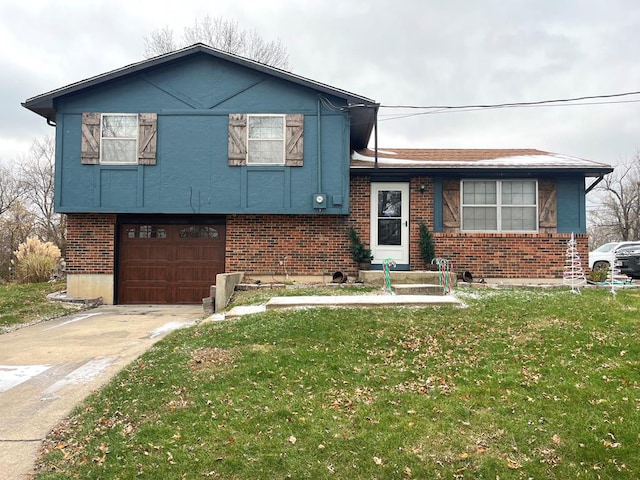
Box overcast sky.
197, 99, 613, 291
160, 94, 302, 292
2, 0, 640, 172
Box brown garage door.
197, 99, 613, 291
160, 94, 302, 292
118, 224, 225, 304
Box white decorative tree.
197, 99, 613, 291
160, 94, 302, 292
563, 232, 586, 293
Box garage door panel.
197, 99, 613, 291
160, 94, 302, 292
121, 266, 169, 281
118, 223, 225, 304
119, 245, 170, 261
175, 265, 222, 282
120, 286, 170, 304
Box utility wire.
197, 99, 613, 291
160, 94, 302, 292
378, 98, 640, 122
380, 90, 640, 110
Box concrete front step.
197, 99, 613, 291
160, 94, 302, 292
266, 295, 461, 309
392, 284, 446, 295
359, 270, 457, 290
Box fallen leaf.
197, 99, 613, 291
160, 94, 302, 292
288, 435, 297, 444
552, 434, 562, 445
373, 456, 384, 465
507, 459, 521, 469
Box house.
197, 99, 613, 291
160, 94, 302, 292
23, 44, 613, 304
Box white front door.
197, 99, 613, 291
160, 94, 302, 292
370, 182, 410, 266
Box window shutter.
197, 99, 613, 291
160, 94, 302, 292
538, 179, 557, 232
443, 179, 460, 231
138, 113, 157, 165
81, 113, 100, 164
285, 114, 304, 166
228, 114, 247, 166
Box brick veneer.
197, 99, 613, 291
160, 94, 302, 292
66, 213, 116, 274
433, 232, 588, 278
225, 175, 587, 278
225, 177, 371, 278
65, 176, 587, 281
402, 176, 588, 277
225, 214, 359, 277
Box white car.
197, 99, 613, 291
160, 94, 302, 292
589, 241, 640, 270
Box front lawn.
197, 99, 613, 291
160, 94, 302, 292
34, 288, 640, 479
0, 281, 70, 332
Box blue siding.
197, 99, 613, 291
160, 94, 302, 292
55, 55, 350, 215
556, 177, 586, 233
433, 177, 443, 232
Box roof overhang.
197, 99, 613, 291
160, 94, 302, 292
22, 43, 378, 149
350, 148, 614, 177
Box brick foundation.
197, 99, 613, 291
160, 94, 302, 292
433, 232, 588, 278
66, 213, 116, 274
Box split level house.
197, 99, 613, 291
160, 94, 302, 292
23, 44, 613, 304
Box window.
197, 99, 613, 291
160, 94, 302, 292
462, 180, 537, 232
81, 112, 157, 165
101, 114, 138, 164
228, 114, 303, 166
247, 115, 285, 164
179, 226, 219, 238
127, 226, 166, 238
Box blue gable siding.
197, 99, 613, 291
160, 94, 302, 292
54, 54, 351, 215
556, 176, 586, 233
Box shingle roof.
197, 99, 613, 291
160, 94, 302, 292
351, 148, 613, 176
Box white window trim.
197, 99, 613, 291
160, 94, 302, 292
100, 113, 139, 165
461, 179, 539, 233
246, 114, 286, 166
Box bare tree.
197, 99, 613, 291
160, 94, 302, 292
0, 202, 35, 281
588, 154, 640, 243
143, 15, 290, 69
143, 25, 177, 58
19, 136, 66, 253
0, 164, 23, 216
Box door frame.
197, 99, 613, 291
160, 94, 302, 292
370, 182, 410, 267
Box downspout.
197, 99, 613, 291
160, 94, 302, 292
374, 107, 378, 169
317, 96, 322, 193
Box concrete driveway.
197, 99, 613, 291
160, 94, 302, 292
0, 305, 203, 480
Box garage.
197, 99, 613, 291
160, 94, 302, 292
117, 223, 226, 304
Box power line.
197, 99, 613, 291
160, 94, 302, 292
380, 90, 640, 110
378, 98, 640, 122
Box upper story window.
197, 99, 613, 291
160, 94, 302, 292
81, 112, 157, 165
101, 114, 138, 164
461, 180, 538, 232
248, 115, 285, 165
228, 113, 303, 167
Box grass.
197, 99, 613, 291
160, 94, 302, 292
33, 287, 640, 479
0, 281, 71, 331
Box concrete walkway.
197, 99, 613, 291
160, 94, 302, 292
0, 305, 203, 480
266, 294, 461, 309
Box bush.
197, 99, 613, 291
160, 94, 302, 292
588, 267, 609, 283
419, 222, 436, 264
14, 237, 61, 283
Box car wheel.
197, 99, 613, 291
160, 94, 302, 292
592, 261, 610, 271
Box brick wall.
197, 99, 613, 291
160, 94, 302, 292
225, 214, 358, 276
225, 177, 372, 278
433, 232, 589, 278
408, 176, 435, 269
66, 213, 116, 274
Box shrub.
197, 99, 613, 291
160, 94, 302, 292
419, 222, 436, 265
588, 267, 609, 283
14, 237, 61, 284
348, 227, 373, 263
